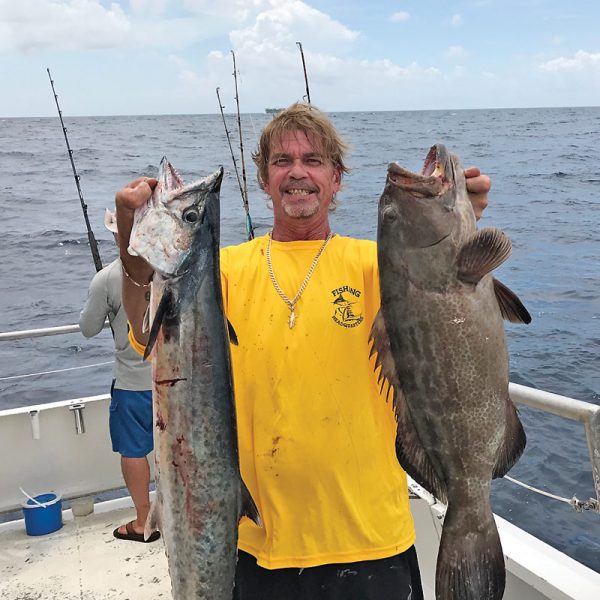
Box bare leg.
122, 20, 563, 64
116, 456, 151, 535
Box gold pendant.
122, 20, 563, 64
289, 309, 296, 329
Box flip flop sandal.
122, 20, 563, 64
113, 519, 160, 543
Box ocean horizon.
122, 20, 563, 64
4, 102, 600, 120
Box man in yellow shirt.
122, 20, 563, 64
116, 103, 490, 599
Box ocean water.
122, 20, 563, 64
1, 107, 599, 573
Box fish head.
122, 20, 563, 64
378, 144, 473, 247
128, 158, 224, 279
377, 144, 476, 286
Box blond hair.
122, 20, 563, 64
252, 103, 350, 206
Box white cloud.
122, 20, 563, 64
0, 0, 215, 51
127, 0, 365, 115
130, 0, 169, 15
389, 11, 410, 23
211, 0, 361, 98
4, 0, 598, 116
167, 53, 202, 86
540, 50, 600, 72
230, 1, 359, 53
195, 1, 496, 112
0, 0, 132, 50
450, 14, 462, 27
447, 45, 468, 60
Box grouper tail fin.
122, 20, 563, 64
436, 503, 505, 600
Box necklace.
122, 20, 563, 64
266, 231, 334, 329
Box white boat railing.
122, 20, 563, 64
508, 383, 600, 513
1, 324, 599, 514
0, 321, 110, 341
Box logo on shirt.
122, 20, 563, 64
331, 285, 364, 328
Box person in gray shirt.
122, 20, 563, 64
79, 209, 159, 543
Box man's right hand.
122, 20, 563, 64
115, 176, 157, 266
116, 177, 158, 211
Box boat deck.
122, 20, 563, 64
3, 492, 600, 600
1, 499, 171, 600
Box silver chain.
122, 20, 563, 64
266, 231, 334, 328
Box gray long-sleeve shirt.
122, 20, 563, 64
79, 258, 151, 391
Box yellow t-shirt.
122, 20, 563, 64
220, 234, 415, 569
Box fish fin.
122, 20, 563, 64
143, 499, 161, 542
436, 504, 505, 600
240, 482, 262, 527
369, 311, 447, 503
369, 310, 401, 398
144, 288, 173, 360
393, 388, 448, 505
493, 278, 532, 324
493, 397, 527, 478
227, 320, 239, 345
457, 228, 512, 284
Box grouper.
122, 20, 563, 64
128, 158, 260, 599
370, 144, 530, 600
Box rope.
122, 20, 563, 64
0, 361, 114, 382
503, 475, 600, 513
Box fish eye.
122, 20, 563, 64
381, 202, 398, 222
182, 207, 200, 223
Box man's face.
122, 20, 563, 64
263, 130, 341, 222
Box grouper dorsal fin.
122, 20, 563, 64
369, 310, 448, 503
457, 227, 512, 284
493, 278, 532, 324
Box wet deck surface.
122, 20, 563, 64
1, 506, 171, 600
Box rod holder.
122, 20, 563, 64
69, 403, 86, 435
29, 410, 40, 440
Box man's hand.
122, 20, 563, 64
115, 176, 158, 347
115, 177, 157, 255
464, 167, 491, 220
116, 177, 158, 211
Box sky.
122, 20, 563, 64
1, 0, 599, 117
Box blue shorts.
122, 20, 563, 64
109, 382, 153, 458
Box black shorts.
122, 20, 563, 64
233, 546, 424, 600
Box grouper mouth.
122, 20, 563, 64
380, 144, 457, 249
387, 144, 453, 198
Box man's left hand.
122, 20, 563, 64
464, 167, 491, 220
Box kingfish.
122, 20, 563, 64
128, 158, 259, 599
371, 144, 530, 600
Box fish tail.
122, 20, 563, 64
435, 504, 505, 600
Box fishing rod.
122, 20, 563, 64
230, 50, 254, 240
296, 42, 311, 104
216, 86, 254, 241
46, 68, 103, 273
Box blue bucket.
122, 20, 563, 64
21, 492, 63, 536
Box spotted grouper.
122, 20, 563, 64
371, 144, 530, 600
